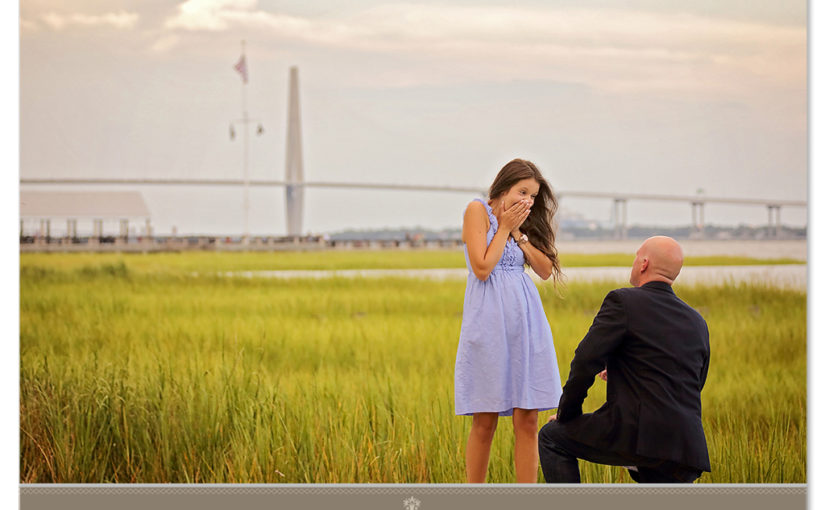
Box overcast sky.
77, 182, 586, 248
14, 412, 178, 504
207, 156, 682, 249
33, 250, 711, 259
19, 0, 807, 235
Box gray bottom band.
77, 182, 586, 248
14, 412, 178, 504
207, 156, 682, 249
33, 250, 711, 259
19, 484, 806, 510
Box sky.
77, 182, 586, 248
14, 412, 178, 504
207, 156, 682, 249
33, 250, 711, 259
19, 0, 808, 236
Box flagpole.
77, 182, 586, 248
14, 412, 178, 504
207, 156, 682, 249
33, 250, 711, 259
241, 39, 249, 245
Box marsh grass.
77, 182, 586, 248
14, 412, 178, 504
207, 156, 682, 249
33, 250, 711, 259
19, 250, 802, 276
19, 256, 805, 483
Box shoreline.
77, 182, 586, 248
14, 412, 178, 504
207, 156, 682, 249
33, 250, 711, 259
216, 264, 808, 290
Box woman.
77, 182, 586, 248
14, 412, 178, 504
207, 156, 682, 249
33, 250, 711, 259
455, 158, 564, 483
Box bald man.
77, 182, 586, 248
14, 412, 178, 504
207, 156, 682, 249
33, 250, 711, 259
538, 236, 711, 483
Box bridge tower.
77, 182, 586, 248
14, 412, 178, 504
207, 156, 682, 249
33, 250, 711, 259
285, 66, 304, 237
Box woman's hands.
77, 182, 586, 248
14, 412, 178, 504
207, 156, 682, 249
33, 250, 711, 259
496, 199, 531, 235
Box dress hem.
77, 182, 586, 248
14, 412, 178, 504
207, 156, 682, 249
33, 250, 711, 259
455, 405, 559, 417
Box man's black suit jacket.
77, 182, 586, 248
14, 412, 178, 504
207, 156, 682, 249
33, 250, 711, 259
556, 280, 711, 472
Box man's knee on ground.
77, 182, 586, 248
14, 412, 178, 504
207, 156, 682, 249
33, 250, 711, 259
538, 420, 563, 450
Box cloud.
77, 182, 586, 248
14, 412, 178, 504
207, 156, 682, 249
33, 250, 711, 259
41, 10, 139, 30
20, 18, 40, 32
158, 1, 804, 100
163, 2, 803, 51
150, 34, 181, 53
165, 0, 259, 31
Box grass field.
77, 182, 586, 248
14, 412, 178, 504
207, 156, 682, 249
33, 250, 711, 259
19, 254, 806, 483
19, 250, 804, 275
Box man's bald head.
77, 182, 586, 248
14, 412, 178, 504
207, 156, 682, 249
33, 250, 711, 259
629, 236, 684, 287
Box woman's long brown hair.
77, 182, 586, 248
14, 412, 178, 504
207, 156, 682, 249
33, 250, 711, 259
488, 158, 563, 284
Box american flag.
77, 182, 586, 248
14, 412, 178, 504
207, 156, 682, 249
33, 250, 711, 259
233, 55, 248, 83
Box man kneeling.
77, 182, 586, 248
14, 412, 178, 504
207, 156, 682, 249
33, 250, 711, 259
539, 236, 711, 483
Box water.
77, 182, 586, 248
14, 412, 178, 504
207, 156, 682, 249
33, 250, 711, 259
219, 264, 807, 290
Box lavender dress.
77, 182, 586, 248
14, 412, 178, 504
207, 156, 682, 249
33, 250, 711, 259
454, 198, 563, 416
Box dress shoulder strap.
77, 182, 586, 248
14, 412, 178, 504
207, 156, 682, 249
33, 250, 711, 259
469, 197, 493, 215
464, 198, 496, 230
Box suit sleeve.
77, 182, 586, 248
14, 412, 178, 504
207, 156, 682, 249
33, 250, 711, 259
699, 321, 710, 391
557, 290, 627, 422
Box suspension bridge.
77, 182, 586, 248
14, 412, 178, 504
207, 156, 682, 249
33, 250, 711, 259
20, 66, 807, 243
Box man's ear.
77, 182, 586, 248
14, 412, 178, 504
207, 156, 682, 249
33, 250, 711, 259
640, 257, 649, 272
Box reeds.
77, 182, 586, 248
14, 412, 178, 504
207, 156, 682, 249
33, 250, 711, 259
19, 256, 805, 483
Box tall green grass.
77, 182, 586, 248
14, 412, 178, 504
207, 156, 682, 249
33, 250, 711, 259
19, 250, 803, 276
19, 257, 805, 483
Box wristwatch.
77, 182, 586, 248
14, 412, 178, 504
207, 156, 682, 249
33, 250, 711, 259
516, 233, 529, 245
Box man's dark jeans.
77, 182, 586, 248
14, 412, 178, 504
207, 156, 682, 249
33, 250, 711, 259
538, 420, 702, 483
